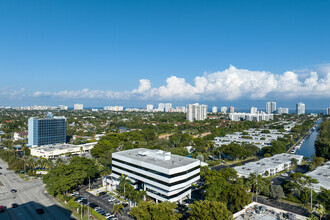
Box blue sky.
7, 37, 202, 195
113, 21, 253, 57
0, 0, 330, 108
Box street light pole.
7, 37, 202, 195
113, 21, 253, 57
310, 186, 313, 210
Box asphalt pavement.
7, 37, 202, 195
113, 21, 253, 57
0, 159, 75, 220
253, 196, 309, 217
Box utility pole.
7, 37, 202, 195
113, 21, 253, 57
87, 196, 90, 220
310, 186, 313, 210
81, 201, 83, 219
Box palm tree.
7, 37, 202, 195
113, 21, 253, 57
113, 203, 124, 216
119, 174, 132, 199
314, 204, 326, 220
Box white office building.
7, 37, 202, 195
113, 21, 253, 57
220, 106, 227, 113
277, 107, 289, 114
30, 142, 97, 159
266, 102, 276, 114
250, 107, 258, 114
186, 103, 207, 122
74, 104, 84, 110
103, 148, 200, 203
296, 102, 305, 115
235, 153, 303, 178
212, 106, 218, 113
327, 108, 330, 115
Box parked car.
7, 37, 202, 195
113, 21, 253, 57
281, 173, 289, 177
105, 213, 114, 218
88, 202, 98, 208
36, 208, 44, 214
99, 192, 106, 196
93, 207, 101, 211
107, 198, 116, 202
11, 189, 17, 193
0, 206, 5, 213
11, 203, 19, 208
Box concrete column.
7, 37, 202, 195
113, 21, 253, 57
156, 199, 158, 204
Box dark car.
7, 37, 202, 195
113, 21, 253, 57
36, 208, 44, 214
0, 173, 2, 175
11, 189, 17, 193
0, 206, 5, 212
88, 202, 98, 208
99, 192, 106, 196
11, 203, 18, 208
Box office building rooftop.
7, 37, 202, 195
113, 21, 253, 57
113, 148, 199, 170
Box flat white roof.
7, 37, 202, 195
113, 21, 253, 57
31, 142, 97, 152
235, 153, 303, 176
306, 161, 330, 191
113, 148, 200, 170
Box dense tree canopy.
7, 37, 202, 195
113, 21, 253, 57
188, 200, 233, 220
129, 201, 181, 220
315, 119, 330, 159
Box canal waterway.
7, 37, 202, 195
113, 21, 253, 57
295, 119, 322, 158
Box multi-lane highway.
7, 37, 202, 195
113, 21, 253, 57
0, 159, 75, 220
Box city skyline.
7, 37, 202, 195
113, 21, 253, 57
0, 1, 330, 107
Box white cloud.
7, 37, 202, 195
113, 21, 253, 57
16, 64, 330, 101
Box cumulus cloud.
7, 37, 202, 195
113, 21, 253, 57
21, 64, 330, 101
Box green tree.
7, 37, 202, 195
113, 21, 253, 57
113, 203, 124, 216
129, 201, 181, 220
311, 157, 325, 167
188, 200, 233, 220
270, 185, 285, 200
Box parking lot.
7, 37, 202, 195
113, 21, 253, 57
77, 185, 132, 220
0, 159, 74, 220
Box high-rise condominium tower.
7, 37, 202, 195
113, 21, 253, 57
296, 102, 305, 115
266, 102, 276, 114
186, 103, 207, 122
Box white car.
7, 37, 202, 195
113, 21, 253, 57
105, 213, 114, 218
281, 173, 289, 177
107, 198, 116, 202
93, 207, 101, 211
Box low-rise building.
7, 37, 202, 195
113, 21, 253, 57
234, 153, 303, 178
102, 148, 200, 203
305, 161, 330, 192
30, 142, 97, 159
229, 112, 274, 122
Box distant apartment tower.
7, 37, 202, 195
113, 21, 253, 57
250, 107, 257, 114
186, 103, 207, 122
158, 103, 165, 111
220, 106, 227, 113
74, 103, 83, 110
229, 106, 235, 113
266, 102, 276, 114
327, 108, 330, 115
296, 102, 305, 115
104, 106, 124, 111
212, 106, 218, 113
165, 103, 172, 112
146, 104, 154, 112
59, 105, 68, 110
277, 107, 289, 114
28, 112, 66, 146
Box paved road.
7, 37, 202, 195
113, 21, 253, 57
253, 196, 309, 217
0, 159, 74, 220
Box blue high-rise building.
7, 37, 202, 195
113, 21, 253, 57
28, 112, 67, 146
